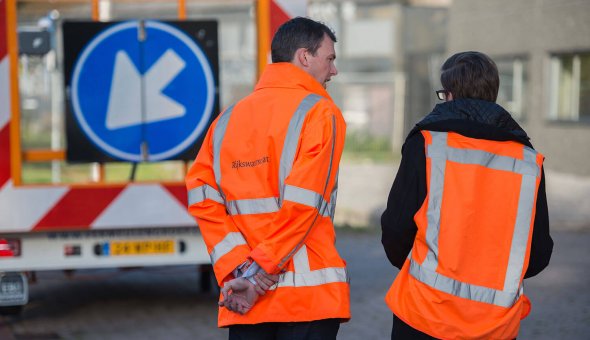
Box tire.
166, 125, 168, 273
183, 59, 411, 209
0, 305, 23, 316
198, 264, 213, 293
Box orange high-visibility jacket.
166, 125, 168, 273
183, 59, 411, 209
186, 62, 350, 326
386, 130, 544, 339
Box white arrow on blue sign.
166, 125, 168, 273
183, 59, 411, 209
71, 20, 215, 162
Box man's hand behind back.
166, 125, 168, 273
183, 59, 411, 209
219, 278, 259, 315
219, 272, 280, 315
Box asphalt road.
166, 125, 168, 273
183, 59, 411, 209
0, 228, 588, 340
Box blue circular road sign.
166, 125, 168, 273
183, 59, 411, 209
71, 20, 215, 161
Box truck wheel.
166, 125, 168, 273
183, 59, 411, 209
199, 264, 213, 293
0, 305, 23, 316
0, 272, 28, 315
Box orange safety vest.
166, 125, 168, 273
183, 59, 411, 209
385, 130, 544, 339
186, 63, 350, 326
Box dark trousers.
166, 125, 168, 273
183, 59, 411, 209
392, 314, 437, 340
228, 318, 340, 340
392, 314, 517, 340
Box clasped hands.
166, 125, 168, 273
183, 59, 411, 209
218, 271, 280, 315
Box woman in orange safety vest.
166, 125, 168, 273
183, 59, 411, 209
381, 51, 553, 339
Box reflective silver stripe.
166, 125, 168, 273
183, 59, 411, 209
283, 185, 333, 217
293, 245, 311, 273
275, 246, 346, 289
412, 131, 539, 307
423, 132, 447, 271
209, 232, 247, 265
226, 197, 279, 215
187, 185, 224, 205
278, 114, 338, 270
222, 189, 335, 217
269, 267, 348, 289
329, 172, 339, 221
503, 148, 538, 292
278, 94, 323, 204
427, 142, 540, 176
212, 105, 235, 206
409, 258, 521, 308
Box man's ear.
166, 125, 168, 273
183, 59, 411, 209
294, 48, 308, 67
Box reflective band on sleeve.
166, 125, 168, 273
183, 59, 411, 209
278, 94, 323, 203
269, 267, 348, 289
283, 185, 333, 217
209, 232, 247, 265
217, 185, 336, 216
327, 201, 336, 220
409, 258, 521, 308
226, 197, 279, 215
212, 105, 235, 206
329, 172, 339, 221
411, 131, 539, 308
187, 185, 224, 206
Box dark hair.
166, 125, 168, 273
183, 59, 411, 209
271, 17, 337, 63
440, 51, 499, 102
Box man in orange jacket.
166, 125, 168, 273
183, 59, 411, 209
186, 17, 350, 339
381, 51, 553, 339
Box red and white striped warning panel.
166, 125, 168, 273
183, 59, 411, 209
270, 0, 307, 37
0, 182, 196, 233
0, 1, 196, 233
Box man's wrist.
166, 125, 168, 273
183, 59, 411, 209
232, 259, 254, 278
241, 261, 261, 285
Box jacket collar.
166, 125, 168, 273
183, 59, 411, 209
419, 98, 524, 133
254, 62, 333, 100
408, 98, 532, 147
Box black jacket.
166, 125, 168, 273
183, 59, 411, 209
381, 98, 553, 279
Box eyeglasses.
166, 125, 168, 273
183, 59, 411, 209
435, 90, 449, 101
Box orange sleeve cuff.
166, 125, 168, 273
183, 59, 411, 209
212, 244, 251, 286
250, 245, 281, 274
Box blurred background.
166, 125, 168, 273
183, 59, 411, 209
13, 0, 590, 227
1, 0, 589, 339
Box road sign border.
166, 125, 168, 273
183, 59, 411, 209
71, 20, 215, 161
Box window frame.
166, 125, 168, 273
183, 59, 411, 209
548, 51, 590, 123
494, 55, 528, 122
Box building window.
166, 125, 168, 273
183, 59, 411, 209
549, 52, 590, 122
496, 57, 527, 120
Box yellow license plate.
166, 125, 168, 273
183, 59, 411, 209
110, 240, 175, 256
